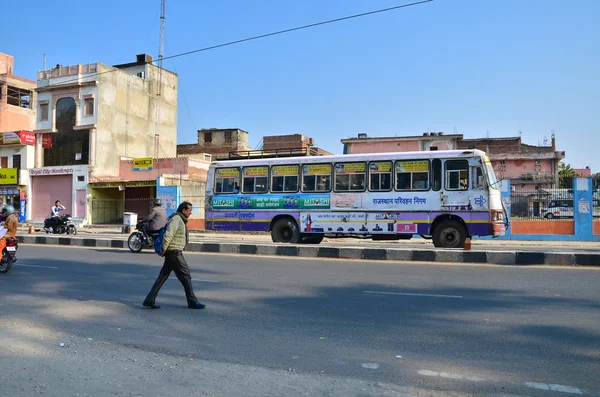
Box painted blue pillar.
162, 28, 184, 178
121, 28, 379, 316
499, 179, 511, 239
574, 177, 593, 241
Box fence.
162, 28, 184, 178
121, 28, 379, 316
509, 177, 577, 221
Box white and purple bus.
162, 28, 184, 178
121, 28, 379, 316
205, 150, 506, 248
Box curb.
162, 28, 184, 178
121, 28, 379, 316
16, 235, 600, 266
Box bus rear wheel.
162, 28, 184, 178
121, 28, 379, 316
432, 220, 467, 249
271, 218, 301, 244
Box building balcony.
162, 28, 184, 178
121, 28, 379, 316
510, 173, 557, 184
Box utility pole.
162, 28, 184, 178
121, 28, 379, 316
155, 0, 166, 159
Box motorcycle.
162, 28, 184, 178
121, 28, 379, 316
0, 237, 18, 273
128, 220, 158, 253
44, 214, 77, 235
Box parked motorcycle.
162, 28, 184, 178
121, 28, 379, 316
128, 220, 158, 253
44, 214, 77, 235
0, 237, 19, 273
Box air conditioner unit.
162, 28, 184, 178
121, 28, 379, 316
357, 133, 367, 139
136, 71, 145, 79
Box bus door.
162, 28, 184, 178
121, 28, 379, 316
441, 159, 472, 210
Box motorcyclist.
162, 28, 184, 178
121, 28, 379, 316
145, 199, 167, 235
45, 200, 65, 232
1, 205, 18, 239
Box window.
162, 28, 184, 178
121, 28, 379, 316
334, 162, 366, 192
12, 155, 21, 170
271, 165, 299, 193
396, 160, 430, 191
44, 97, 90, 166
302, 164, 331, 192
1, 157, 7, 168
214, 168, 240, 194
432, 158, 442, 191
7, 86, 32, 108
204, 131, 212, 144
445, 160, 469, 190
472, 166, 485, 189
369, 161, 392, 191
84, 98, 94, 116
40, 104, 49, 121
224, 131, 232, 144
242, 166, 269, 194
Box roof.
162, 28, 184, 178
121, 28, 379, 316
212, 149, 487, 168
341, 134, 463, 143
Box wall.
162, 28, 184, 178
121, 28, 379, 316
501, 159, 554, 178
0, 76, 37, 132
510, 220, 574, 235
177, 129, 249, 160
346, 139, 421, 154
594, 221, 600, 235
94, 62, 178, 176
263, 134, 309, 151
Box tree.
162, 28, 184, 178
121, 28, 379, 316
558, 163, 577, 188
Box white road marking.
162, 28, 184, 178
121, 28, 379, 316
418, 370, 483, 381
361, 363, 379, 370
524, 382, 583, 395
15, 264, 59, 269
168, 277, 220, 283
364, 290, 463, 299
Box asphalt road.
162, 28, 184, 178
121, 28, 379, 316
1, 245, 599, 396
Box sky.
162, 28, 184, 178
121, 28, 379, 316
3, 0, 599, 170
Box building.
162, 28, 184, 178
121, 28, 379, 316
455, 135, 565, 189
573, 167, 592, 177
89, 157, 210, 228
29, 54, 178, 224
0, 53, 37, 220
261, 134, 332, 157
178, 128, 250, 160
0, 53, 37, 132
342, 132, 565, 188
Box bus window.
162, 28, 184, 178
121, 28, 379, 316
214, 168, 240, 194
302, 164, 332, 192
472, 166, 485, 189
271, 165, 299, 193
445, 160, 469, 190
242, 166, 269, 194
334, 162, 366, 192
432, 158, 442, 191
395, 160, 430, 191
369, 161, 392, 192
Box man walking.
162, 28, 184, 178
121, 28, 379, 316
143, 202, 206, 310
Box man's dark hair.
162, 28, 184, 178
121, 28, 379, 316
177, 202, 193, 213
55, 200, 61, 205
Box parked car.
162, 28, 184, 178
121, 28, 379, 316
543, 199, 600, 218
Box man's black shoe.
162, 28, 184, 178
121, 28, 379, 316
188, 302, 206, 310
143, 302, 160, 309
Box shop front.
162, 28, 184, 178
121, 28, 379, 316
89, 180, 156, 224
28, 165, 89, 222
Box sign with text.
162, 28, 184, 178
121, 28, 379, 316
243, 166, 268, 177
272, 165, 299, 176
0, 168, 18, 185
42, 134, 53, 148
303, 164, 332, 175
133, 158, 153, 171
335, 163, 366, 174
369, 162, 392, 173
396, 161, 429, 173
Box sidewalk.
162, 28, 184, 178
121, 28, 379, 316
16, 226, 600, 267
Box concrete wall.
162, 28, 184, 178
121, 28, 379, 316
0, 76, 37, 132
511, 220, 574, 235
501, 159, 554, 178
346, 139, 421, 154
95, 63, 177, 175
177, 129, 249, 160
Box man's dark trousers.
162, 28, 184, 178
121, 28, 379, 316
144, 250, 198, 306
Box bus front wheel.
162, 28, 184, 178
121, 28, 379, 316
271, 218, 301, 244
432, 220, 467, 249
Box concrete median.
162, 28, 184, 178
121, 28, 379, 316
16, 235, 600, 267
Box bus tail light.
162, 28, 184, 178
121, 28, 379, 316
491, 210, 504, 222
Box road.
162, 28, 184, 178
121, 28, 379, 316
1, 245, 599, 396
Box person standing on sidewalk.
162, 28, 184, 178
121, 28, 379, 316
143, 202, 206, 310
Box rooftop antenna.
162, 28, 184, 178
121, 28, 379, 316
486, 129, 490, 139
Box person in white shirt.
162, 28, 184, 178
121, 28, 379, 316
45, 200, 66, 232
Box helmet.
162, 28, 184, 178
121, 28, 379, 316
152, 198, 162, 206
2, 205, 15, 215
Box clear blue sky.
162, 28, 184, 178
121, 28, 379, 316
3, 0, 599, 170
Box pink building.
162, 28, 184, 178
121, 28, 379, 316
341, 132, 565, 189
0, 53, 36, 133
573, 167, 592, 177
342, 132, 462, 154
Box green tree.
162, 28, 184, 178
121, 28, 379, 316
558, 163, 577, 188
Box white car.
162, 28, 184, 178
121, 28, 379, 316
543, 199, 600, 218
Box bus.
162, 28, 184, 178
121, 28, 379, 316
205, 150, 506, 248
